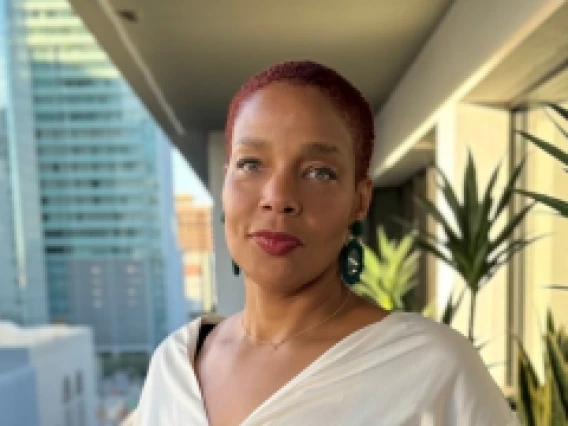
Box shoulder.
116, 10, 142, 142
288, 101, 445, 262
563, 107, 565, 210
134, 315, 225, 424
389, 312, 517, 424
151, 314, 226, 364
392, 312, 479, 360
388, 312, 496, 385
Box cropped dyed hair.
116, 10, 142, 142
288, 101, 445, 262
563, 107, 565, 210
225, 60, 375, 182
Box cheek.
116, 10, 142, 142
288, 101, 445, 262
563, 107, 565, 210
223, 173, 259, 213
301, 185, 352, 240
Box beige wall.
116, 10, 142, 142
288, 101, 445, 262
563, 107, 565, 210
436, 103, 511, 388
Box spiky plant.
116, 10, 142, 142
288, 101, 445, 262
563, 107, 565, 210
352, 227, 418, 311
412, 151, 536, 342
516, 311, 568, 425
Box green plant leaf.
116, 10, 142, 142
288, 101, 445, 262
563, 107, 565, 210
464, 150, 480, 246
544, 104, 568, 140
545, 333, 568, 414
441, 287, 465, 326
415, 195, 460, 244
489, 202, 535, 253
415, 236, 454, 269
515, 189, 568, 218
433, 166, 467, 233
518, 130, 568, 167
545, 285, 568, 291
491, 158, 526, 222
548, 103, 568, 121
358, 228, 419, 312
474, 162, 501, 250
516, 336, 540, 426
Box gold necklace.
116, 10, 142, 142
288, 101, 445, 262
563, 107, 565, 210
240, 287, 350, 350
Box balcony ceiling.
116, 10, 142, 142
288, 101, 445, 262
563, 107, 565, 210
69, 0, 453, 181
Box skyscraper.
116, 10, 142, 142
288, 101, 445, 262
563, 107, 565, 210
0, 2, 49, 326
1, 0, 183, 353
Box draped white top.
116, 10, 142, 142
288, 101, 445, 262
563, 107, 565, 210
132, 311, 519, 425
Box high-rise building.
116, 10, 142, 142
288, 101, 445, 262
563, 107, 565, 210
1, 0, 184, 352
0, 4, 49, 325
175, 195, 215, 314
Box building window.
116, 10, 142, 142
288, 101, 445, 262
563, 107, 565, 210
75, 371, 83, 396
63, 376, 71, 403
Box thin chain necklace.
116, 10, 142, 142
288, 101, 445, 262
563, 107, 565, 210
240, 287, 351, 350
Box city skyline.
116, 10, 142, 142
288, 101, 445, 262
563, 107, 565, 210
1, 0, 185, 351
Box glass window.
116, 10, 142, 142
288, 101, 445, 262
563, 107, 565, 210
62, 376, 71, 402
75, 371, 83, 396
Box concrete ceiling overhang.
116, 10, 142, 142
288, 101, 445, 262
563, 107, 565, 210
465, 2, 568, 107
69, 0, 453, 185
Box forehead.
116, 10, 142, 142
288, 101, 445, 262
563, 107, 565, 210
232, 82, 353, 153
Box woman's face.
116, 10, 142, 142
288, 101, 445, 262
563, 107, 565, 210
222, 82, 372, 291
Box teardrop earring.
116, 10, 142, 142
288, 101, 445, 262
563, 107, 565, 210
339, 220, 364, 286
221, 212, 240, 276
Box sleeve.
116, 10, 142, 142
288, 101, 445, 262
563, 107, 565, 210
444, 329, 520, 426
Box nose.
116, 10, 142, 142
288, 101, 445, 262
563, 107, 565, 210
260, 171, 302, 216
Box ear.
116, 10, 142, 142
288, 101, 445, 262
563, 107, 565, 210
352, 177, 373, 222
224, 163, 228, 177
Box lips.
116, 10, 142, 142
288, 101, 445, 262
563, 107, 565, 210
251, 231, 303, 256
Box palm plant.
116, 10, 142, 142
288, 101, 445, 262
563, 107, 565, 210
516, 311, 568, 425
516, 103, 568, 291
411, 151, 536, 342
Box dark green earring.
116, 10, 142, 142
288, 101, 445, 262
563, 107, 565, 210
221, 212, 240, 276
339, 220, 364, 285
232, 260, 240, 276
350, 220, 364, 237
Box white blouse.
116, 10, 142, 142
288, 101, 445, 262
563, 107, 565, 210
132, 311, 519, 425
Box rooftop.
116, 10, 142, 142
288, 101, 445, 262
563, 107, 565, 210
0, 321, 88, 348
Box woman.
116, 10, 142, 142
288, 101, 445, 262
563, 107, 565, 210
133, 61, 519, 425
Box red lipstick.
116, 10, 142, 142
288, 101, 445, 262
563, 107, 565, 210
251, 231, 303, 256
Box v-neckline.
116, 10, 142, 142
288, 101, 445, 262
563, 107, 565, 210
189, 310, 402, 425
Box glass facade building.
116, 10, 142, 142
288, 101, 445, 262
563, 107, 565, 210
1, 0, 182, 351
0, 0, 49, 325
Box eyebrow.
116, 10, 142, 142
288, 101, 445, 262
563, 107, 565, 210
236, 138, 343, 157
236, 138, 267, 149
302, 142, 343, 157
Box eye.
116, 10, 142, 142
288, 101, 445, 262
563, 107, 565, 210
305, 167, 338, 181
235, 158, 261, 172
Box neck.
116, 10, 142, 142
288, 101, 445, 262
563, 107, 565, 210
241, 264, 348, 343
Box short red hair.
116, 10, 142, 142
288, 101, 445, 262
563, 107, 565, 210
225, 60, 375, 182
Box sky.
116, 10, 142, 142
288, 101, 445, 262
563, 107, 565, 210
171, 147, 213, 206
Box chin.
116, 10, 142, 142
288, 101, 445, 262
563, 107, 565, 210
247, 264, 303, 289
